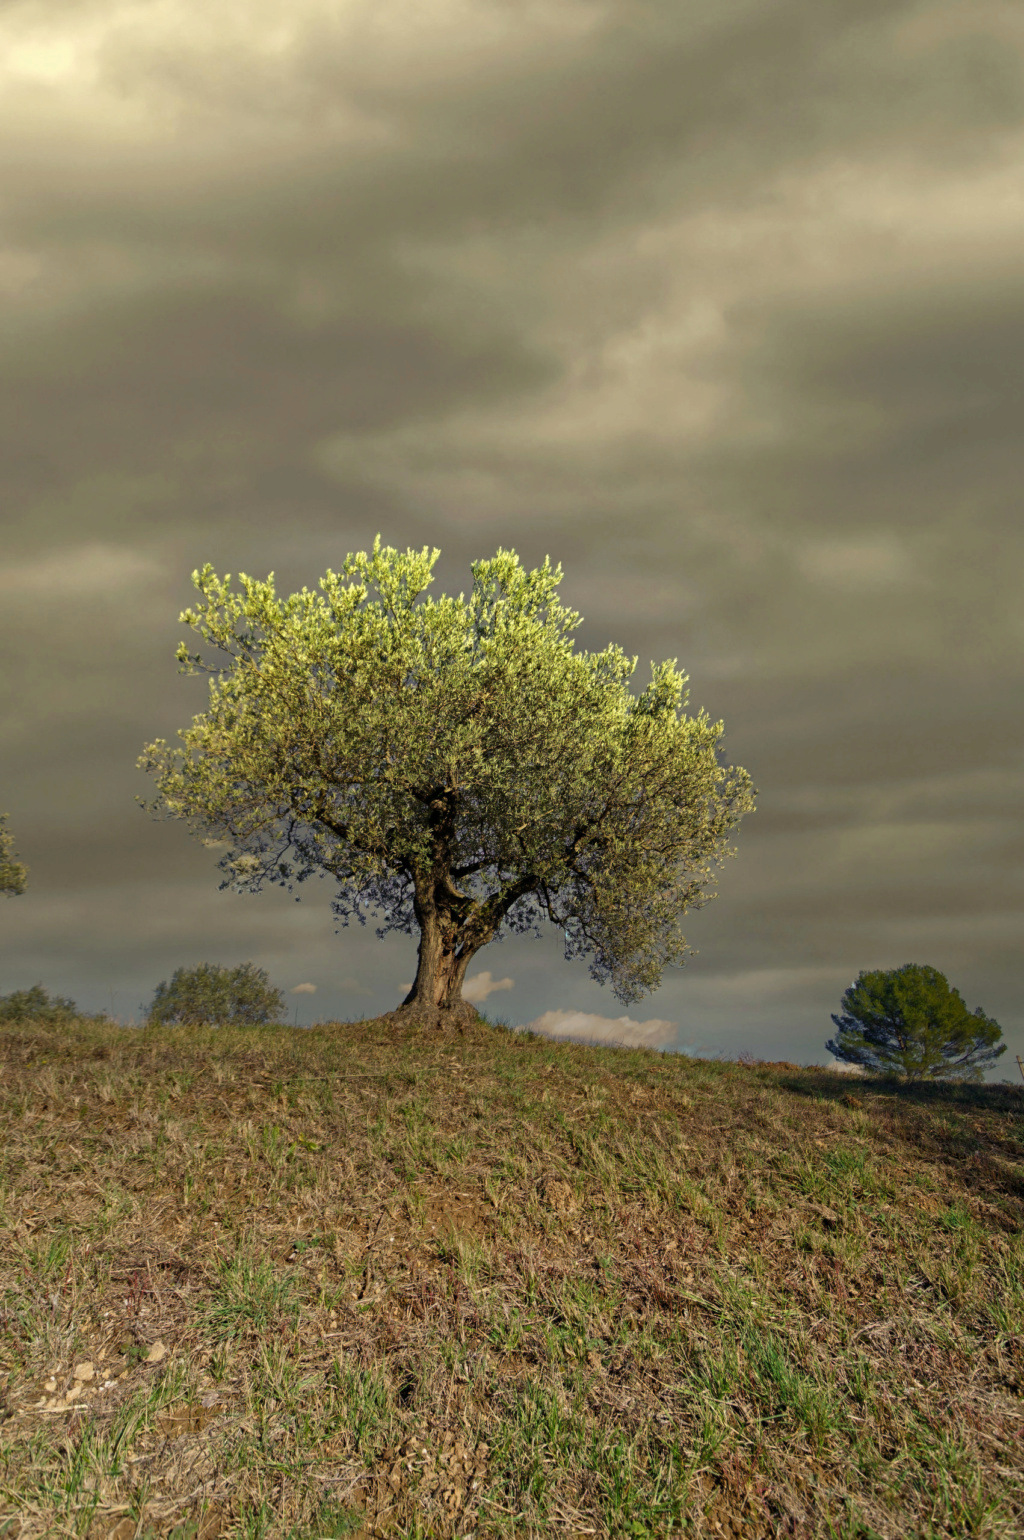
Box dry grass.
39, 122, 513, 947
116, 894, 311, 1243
0, 1011, 1022, 1539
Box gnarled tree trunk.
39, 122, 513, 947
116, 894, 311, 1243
392, 798, 536, 1028
395, 870, 491, 1027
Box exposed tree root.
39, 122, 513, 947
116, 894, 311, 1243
381, 998, 485, 1035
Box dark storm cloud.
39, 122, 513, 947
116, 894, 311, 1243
0, 286, 554, 528
2, 0, 1022, 1061
709, 269, 1024, 526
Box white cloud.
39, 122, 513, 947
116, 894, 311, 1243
463, 970, 514, 1004
291, 981, 316, 993
524, 1009, 681, 1050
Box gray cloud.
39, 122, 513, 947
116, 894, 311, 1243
2, 0, 1021, 1069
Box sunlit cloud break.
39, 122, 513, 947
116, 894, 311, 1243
291, 982, 317, 994
523, 1010, 685, 1051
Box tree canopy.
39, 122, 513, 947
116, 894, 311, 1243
0, 814, 27, 897
140, 538, 755, 1018
147, 962, 286, 1028
825, 964, 1005, 1081
0, 984, 80, 1026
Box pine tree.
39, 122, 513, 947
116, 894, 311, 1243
826, 965, 1004, 1081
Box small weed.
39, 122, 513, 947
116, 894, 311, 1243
202, 1252, 298, 1341
328, 1361, 396, 1459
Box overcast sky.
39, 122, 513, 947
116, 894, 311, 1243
2, 0, 1022, 1071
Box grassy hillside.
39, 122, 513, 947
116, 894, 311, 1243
0, 1012, 1022, 1539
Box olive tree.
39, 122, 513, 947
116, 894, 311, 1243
147, 962, 286, 1028
0, 814, 27, 897
140, 539, 755, 1023
0, 984, 79, 1026
826, 964, 1005, 1081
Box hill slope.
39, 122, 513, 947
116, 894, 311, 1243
1, 1013, 1022, 1538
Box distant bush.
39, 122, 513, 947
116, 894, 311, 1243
0, 813, 27, 896
147, 962, 286, 1028
826, 964, 1005, 1082
0, 984, 82, 1026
